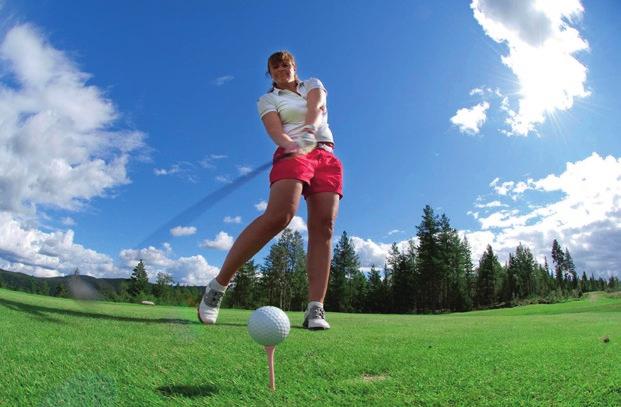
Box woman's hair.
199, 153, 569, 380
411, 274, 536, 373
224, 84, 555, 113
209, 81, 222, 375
266, 50, 299, 91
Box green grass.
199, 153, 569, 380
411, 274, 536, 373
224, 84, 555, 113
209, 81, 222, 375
1, 288, 619, 406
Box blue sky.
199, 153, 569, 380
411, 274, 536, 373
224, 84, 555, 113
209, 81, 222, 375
1, 0, 620, 284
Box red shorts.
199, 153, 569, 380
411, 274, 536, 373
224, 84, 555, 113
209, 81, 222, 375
270, 144, 343, 199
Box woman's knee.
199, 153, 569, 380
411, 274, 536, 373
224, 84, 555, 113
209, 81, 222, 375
262, 210, 295, 231
309, 215, 336, 239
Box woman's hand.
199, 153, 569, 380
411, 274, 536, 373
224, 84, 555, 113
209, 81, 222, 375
296, 132, 317, 153
282, 132, 317, 155
283, 139, 302, 155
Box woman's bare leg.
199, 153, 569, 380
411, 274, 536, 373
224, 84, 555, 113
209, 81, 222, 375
215, 179, 303, 286
306, 192, 340, 302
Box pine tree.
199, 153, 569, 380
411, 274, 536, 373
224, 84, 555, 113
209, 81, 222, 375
40, 281, 50, 296
258, 229, 307, 310
350, 269, 369, 312
389, 243, 414, 313
532, 258, 549, 297
54, 283, 68, 297
551, 239, 565, 291
381, 264, 394, 313
437, 215, 471, 311
416, 205, 441, 312
261, 240, 289, 309
227, 260, 258, 309
117, 281, 131, 302
476, 245, 501, 307
153, 272, 173, 300
287, 231, 308, 311
129, 259, 149, 298
365, 265, 384, 313
579, 272, 589, 293
514, 243, 536, 299
502, 253, 517, 303
326, 231, 362, 312
405, 239, 419, 310
564, 249, 577, 290
460, 237, 475, 311
436, 214, 450, 309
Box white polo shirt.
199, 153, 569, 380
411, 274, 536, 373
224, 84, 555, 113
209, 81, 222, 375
257, 77, 334, 144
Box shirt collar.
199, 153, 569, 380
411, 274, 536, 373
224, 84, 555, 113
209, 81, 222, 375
272, 80, 303, 95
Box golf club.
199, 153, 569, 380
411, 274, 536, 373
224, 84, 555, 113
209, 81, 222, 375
137, 137, 318, 249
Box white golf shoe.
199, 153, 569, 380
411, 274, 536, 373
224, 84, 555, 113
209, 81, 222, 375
197, 279, 227, 324
303, 302, 330, 330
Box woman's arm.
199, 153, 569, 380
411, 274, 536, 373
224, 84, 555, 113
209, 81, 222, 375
261, 112, 299, 152
304, 88, 326, 131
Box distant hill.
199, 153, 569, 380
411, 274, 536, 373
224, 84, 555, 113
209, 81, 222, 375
0, 268, 127, 296
0, 268, 204, 307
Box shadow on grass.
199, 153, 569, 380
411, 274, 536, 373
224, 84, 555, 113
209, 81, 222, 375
0, 299, 66, 324
157, 384, 218, 398
0, 297, 244, 327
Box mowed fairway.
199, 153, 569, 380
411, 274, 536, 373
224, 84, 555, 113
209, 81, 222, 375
1, 288, 619, 406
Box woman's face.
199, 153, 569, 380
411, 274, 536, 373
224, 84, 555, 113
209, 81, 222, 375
269, 60, 296, 86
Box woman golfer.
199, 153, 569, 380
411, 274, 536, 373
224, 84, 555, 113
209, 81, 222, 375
198, 51, 343, 330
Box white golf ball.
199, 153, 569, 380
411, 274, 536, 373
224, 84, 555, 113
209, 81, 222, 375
248, 306, 290, 346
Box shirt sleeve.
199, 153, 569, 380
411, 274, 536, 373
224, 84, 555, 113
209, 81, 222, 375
305, 77, 327, 94
257, 94, 277, 119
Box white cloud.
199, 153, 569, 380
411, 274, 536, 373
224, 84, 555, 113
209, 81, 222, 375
255, 200, 268, 211
0, 211, 118, 278
470, 0, 589, 136
450, 102, 490, 135
460, 230, 497, 264
0, 24, 221, 286
348, 153, 621, 279
224, 216, 241, 224
387, 229, 403, 236
213, 75, 234, 86
154, 165, 181, 176
474, 200, 506, 209
350, 237, 392, 268
167, 255, 219, 286
467, 153, 621, 278
216, 175, 231, 183
0, 24, 145, 213
199, 154, 227, 169
288, 216, 307, 234
61, 217, 76, 226
153, 161, 197, 183
489, 178, 535, 199
350, 236, 412, 268
273, 216, 308, 241
170, 226, 197, 237
0, 211, 219, 284
120, 246, 219, 285
200, 231, 234, 250
238, 165, 252, 176
477, 209, 529, 230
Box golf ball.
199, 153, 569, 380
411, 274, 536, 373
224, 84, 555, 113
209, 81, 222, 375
248, 306, 290, 346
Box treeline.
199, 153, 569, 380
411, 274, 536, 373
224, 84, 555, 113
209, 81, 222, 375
225, 205, 620, 313
1, 205, 619, 312
0, 264, 204, 307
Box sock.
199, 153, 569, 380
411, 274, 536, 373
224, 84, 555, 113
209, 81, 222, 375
307, 301, 323, 310
209, 278, 228, 292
